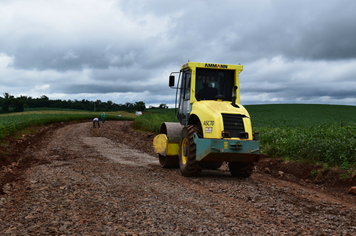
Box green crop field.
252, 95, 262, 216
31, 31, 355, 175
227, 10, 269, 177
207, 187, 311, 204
245, 104, 356, 169
133, 109, 177, 133
136, 104, 356, 169
0, 110, 135, 141
2, 105, 356, 169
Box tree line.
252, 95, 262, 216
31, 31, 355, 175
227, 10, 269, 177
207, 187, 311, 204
0, 92, 149, 113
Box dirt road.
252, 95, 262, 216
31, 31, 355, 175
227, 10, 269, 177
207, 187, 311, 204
0, 121, 355, 235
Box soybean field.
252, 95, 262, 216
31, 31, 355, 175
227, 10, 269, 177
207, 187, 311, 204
136, 104, 356, 169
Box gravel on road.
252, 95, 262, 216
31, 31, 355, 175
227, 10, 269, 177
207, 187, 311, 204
0, 121, 355, 235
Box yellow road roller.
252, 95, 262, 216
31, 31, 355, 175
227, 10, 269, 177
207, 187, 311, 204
153, 61, 260, 177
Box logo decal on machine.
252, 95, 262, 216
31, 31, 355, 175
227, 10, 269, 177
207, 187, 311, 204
203, 120, 214, 126
205, 127, 212, 133
204, 120, 214, 133
204, 63, 228, 69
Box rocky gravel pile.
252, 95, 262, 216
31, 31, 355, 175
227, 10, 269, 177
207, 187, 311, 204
0, 121, 355, 235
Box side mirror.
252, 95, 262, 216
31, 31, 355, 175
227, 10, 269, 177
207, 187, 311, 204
169, 75, 175, 87
232, 86, 238, 97
232, 86, 238, 107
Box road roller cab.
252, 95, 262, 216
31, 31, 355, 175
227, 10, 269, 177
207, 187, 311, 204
153, 61, 260, 177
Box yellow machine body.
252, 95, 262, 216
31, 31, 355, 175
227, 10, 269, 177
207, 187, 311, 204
190, 101, 253, 140
153, 62, 260, 171
153, 134, 179, 156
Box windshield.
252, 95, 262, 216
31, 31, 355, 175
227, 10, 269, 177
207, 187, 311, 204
195, 68, 235, 101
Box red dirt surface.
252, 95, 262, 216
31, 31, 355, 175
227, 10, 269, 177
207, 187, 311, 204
0, 120, 355, 234
1, 120, 354, 197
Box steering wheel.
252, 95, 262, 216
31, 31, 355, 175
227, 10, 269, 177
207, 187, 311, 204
214, 94, 225, 100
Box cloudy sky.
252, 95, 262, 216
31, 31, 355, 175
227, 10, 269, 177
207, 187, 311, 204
1, 0, 356, 107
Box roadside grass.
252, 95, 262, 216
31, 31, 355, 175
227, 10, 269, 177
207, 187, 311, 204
133, 109, 177, 132
256, 123, 356, 168
245, 104, 356, 169
3, 109, 137, 119
24, 107, 85, 112
0, 109, 135, 141
2, 104, 356, 171
245, 104, 356, 128
135, 104, 356, 170
104, 111, 137, 119
144, 108, 176, 114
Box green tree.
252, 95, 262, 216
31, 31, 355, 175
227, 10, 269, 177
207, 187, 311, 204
159, 103, 168, 109
12, 99, 24, 112
3, 92, 13, 99
135, 101, 146, 111
1, 99, 10, 112
1, 92, 13, 112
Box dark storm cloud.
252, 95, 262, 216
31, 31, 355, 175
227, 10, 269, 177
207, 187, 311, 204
191, 0, 356, 62
4, 0, 356, 70
1, 0, 356, 106
281, 84, 356, 100
7, 43, 144, 71
242, 80, 356, 104
55, 83, 171, 94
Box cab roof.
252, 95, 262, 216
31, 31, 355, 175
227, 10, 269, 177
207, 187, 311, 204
181, 61, 243, 71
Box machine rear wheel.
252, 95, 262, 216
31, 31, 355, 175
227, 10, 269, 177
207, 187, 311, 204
179, 125, 202, 176
228, 162, 254, 178
159, 154, 179, 168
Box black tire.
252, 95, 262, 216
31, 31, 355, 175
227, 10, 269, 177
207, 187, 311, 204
228, 162, 254, 178
199, 161, 224, 170
179, 125, 202, 176
158, 154, 179, 168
